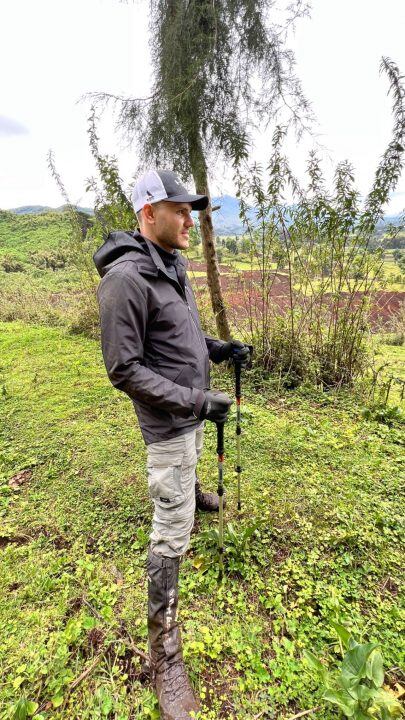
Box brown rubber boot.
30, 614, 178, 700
195, 475, 225, 513
147, 548, 200, 720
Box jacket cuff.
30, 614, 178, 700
191, 389, 206, 419
209, 341, 227, 364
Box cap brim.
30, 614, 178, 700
164, 193, 209, 211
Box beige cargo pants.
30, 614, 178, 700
146, 423, 204, 558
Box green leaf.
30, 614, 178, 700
82, 616, 97, 630
323, 689, 358, 716
366, 649, 384, 688
356, 684, 377, 703
63, 618, 82, 643
51, 695, 64, 708
13, 676, 25, 689
330, 621, 352, 649
370, 688, 403, 718
342, 643, 379, 680
341, 668, 362, 692
302, 650, 326, 676
13, 699, 28, 720
26, 702, 39, 716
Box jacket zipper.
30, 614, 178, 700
157, 267, 207, 355
184, 287, 206, 355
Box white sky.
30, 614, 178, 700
1, 0, 405, 214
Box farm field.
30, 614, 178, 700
1, 211, 404, 336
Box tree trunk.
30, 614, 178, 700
189, 135, 231, 340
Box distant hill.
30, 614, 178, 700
10, 205, 53, 215
9, 204, 94, 216
211, 195, 253, 235
0, 210, 75, 262
5, 199, 403, 236
6, 197, 248, 235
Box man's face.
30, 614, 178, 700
145, 201, 194, 253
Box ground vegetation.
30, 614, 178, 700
0, 322, 403, 719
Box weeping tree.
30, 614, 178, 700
90, 0, 311, 339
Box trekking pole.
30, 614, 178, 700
216, 421, 225, 581
235, 361, 242, 511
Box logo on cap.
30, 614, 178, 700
146, 190, 154, 201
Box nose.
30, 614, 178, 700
185, 213, 194, 228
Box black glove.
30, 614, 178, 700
218, 340, 252, 367
199, 390, 233, 423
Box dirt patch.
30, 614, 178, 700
88, 627, 106, 652
273, 545, 290, 564
380, 576, 399, 596
8, 582, 21, 591
0, 535, 30, 548
189, 265, 404, 328
8, 468, 32, 490
25, 524, 71, 549
368, 291, 405, 328
187, 260, 232, 274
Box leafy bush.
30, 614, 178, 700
47, 110, 136, 339
1, 255, 25, 273
303, 630, 403, 719
233, 58, 405, 389
30, 250, 68, 271
384, 301, 405, 346
193, 521, 262, 577
361, 403, 403, 426
0, 287, 66, 326
68, 289, 100, 339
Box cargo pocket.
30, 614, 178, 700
147, 458, 185, 510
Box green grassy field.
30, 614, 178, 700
0, 212, 93, 327
0, 322, 404, 719
0, 212, 73, 263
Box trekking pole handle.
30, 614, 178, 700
234, 361, 242, 398
216, 421, 225, 457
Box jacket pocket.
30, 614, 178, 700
148, 360, 194, 387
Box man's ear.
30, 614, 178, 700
141, 203, 156, 225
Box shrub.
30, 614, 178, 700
68, 289, 100, 339
30, 250, 68, 271
303, 631, 403, 720
232, 58, 405, 389
1, 255, 25, 273
0, 287, 68, 326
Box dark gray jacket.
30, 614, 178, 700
94, 231, 224, 444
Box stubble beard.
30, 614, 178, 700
156, 229, 189, 253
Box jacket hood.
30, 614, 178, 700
93, 231, 148, 278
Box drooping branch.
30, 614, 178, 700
360, 57, 405, 235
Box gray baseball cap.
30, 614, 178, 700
131, 169, 209, 212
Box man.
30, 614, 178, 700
94, 169, 251, 719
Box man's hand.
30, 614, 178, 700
199, 390, 233, 423
219, 340, 252, 367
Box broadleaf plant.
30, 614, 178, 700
303, 631, 403, 719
